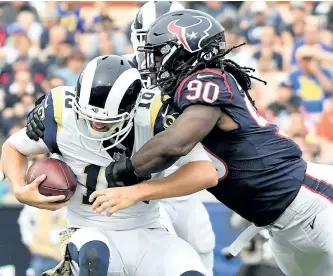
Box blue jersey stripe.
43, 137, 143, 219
42, 92, 61, 155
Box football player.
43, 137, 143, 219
126, 2, 215, 274
91, 10, 333, 276
24, 2, 216, 275
2, 55, 217, 276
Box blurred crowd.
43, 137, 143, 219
0, 2, 332, 275
209, 1, 333, 165
0, 1, 332, 166
0, 1, 332, 163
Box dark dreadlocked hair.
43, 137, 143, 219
158, 42, 267, 110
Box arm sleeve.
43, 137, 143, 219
8, 128, 49, 156
174, 143, 211, 167
36, 89, 64, 154
175, 69, 234, 112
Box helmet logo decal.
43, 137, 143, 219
167, 16, 212, 53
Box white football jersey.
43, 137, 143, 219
44, 86, 164, 230
10, 86, 210, 231
123, 53, 192, 201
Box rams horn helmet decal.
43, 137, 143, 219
167, 16, 213, 53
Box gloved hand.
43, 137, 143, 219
26, 95, 46, 141
105, 157, 151, 188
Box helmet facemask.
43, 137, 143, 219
130, 1, 185, 89
138, 42, 195, 94
130, 22, 147, 65
131, 25, 154, 89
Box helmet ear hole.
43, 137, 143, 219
76, 70, 84, 99
118, 79, 142, 113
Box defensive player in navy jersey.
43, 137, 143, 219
89, 10, 333, 276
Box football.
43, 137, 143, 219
26, 158, 77, 202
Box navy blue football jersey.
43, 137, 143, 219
174, 68, 307, 226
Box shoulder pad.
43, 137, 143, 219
40, 85, 75, 154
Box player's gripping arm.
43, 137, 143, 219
91, 144, 218, 215
104, 105, 221, 187
109, 72, 227, 182
24, 94, 219, 181
132, 104, 221, 175
2, 90, 68, 210
2, 129, 67, 210
90, 142, 218, 215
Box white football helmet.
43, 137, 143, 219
73, 55, 142, 152
131, 1, 185, 70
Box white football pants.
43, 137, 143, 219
69, 226, 207, 276
159, 194, 215, 276
269, 162, 333, 276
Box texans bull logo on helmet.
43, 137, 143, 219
167, 16, 212, 53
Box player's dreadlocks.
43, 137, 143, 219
158, 42, 267, 110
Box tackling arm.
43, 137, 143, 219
91, 142, 218, 215
132, 104, 221, 175
136, 142, 219, 200
134, 160, 217, 202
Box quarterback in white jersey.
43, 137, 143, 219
17, 2, 216, 274
2, 55, 217, 276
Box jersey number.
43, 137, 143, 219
244, 95, 289, 138
82, 164, 101, 205
65, 91, 75, 108
187, 80, 219, 103
81, 165, 149, 205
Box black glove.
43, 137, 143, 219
105, 157, 151, 188
26, 96, 46, 141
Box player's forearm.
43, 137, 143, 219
132, 105, 221, 176
135, 161, 218, 201
132, 130, 189, 175
1, 141, 28, 193
2, 128, 48, 193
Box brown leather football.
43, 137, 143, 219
26, 158, 77, 202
